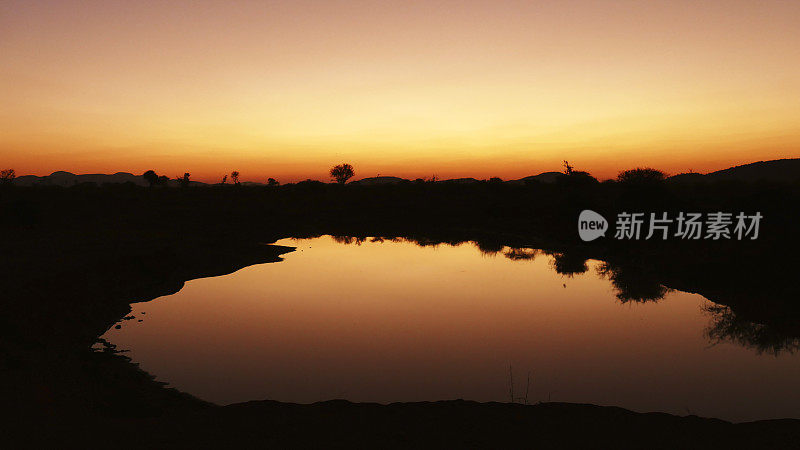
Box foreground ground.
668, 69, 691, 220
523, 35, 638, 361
10, 400, 800, 449
2, 180, 799, 447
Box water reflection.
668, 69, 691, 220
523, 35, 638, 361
704, 304, 800, 356
318, 235, 800, 353
596, 262, 671, 304
548, 252, 589, 277
102, 235, 800, 422
503, 248, 539, 261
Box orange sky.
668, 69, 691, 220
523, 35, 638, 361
2, 0, 799, 182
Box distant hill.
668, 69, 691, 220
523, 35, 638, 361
665, 172, 705, 183
706, 159, 800, 182
438, 177, 480, 184
14, 171, 148, 187
669, 159, 800, 183
12, 171, 208, 187
350, 176, 408, 185
506, 171, 562, 185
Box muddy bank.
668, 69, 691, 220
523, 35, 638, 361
1, 236, 294, 416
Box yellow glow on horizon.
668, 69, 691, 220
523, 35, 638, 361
2, 1, 799, 182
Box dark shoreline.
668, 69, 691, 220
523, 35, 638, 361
12, 399, 800, 449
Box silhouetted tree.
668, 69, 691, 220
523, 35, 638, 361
177, 172, 191, 188
330, 163, 355, 184
615, 167, 669, 206
231, 171, 240, 185
488, 176, 503, 184
267, 177, 279, 186
555, 161, 598, 187
221, 174, 228, 184
616, 167, 666, 185
0, 168, 16, 185
142, 170, 158, 187
158, 175, 169, 186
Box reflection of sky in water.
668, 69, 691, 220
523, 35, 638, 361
102, 236, 800, 422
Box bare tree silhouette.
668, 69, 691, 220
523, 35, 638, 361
0, 168, 16, 185
562, 160, 574, 175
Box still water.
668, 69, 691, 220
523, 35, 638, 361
101, 236, 800, 422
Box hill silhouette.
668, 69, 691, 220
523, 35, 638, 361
506, 171, 563, 184
707, 158, 800, 182
11, 159, 799, 188
670, 158, 800, 183
12, 171, 209, 187
350, 176, 408, 185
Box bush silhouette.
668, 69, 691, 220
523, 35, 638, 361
142, 170, 158, 187
177, 172, 191, 188
555, 170, 598, 187
616, 167, 666, 185
555, 161, 598, 187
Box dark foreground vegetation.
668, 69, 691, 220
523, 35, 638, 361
2, 167, 800, 447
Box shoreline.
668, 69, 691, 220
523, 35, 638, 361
3, 182, 799, 446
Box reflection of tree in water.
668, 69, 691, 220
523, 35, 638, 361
332, 235, 467, 249
411, 237, 450, 248
331, 235, 366, 245
547, 252, 589, 277
704, 304, 800, 356
326, 235, 800, 355
597, 262, 670, 303
504, 248, 539, 261
472, 240, 505, 256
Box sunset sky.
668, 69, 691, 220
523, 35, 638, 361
2, 0, 799, 182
